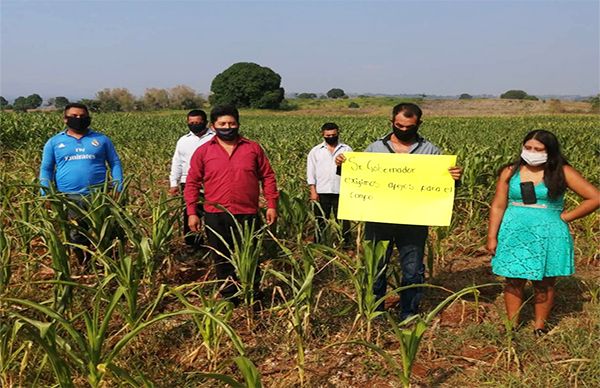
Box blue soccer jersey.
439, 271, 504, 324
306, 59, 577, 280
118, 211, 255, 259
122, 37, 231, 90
39, 129, 123, 195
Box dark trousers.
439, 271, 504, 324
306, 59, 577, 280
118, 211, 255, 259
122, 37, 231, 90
66, 194, 90, 265
204, 212, 261, 299
314, 193, 351, 245
180, 183, 204, 249
365, 222, 428, 319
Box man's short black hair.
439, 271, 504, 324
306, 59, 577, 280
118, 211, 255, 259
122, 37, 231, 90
187, 109, 207, 121
64, 103, 89, 116
321, 122, 339, 131
210, 105, 239, 124
392, 103, 422, 121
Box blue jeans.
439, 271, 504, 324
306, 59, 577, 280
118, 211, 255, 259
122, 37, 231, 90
365, 222, 428, 320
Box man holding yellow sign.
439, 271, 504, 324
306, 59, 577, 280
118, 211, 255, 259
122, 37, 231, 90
335, 103, 462, 320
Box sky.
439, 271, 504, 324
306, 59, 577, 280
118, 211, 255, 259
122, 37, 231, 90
1, 0, 598, 101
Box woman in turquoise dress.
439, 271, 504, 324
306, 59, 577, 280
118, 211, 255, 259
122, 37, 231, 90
487, 130, 599, 335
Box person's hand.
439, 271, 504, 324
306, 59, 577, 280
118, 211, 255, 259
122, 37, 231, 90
188, 214, 202, 232
266, 208, 277, 225
309, 192, 319, 202
448, 166, 463, 181
335, 153, 346, 166
486, 236, 497, 255
168, 186, 179, 196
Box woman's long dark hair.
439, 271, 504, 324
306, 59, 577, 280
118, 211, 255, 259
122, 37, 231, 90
508, 129, 569, 200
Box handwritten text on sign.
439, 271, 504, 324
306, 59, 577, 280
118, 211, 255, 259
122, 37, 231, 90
338, 152, 457, 226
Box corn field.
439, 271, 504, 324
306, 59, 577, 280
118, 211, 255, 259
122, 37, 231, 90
1, 110, 599, 387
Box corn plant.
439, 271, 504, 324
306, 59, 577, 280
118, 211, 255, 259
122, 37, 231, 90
4, 284, 206, 387
276, 190, 313, 242
0, 226, 11, 295
0, 318, 32, 387
322, 240, 389, 341
206, 216, 265, 312
328, 284, 494, 388
194, 356, 262, 388
267, 233, 318, 385
171, 284, 244, 370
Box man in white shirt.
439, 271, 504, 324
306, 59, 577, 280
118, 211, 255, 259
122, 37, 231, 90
306, 122, 353, 246
169, 109, 214, 250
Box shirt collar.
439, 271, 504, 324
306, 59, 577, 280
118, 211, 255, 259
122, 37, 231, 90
62, 128, 95, 138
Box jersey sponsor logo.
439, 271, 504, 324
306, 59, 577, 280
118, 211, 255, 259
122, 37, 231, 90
91, 139, 100, 147
75, 147, 85, 152
58, 143, 66, 148
64, 154, 96, 161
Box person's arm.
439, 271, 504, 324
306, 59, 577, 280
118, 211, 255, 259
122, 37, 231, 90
169, 140, 183, 195
105, 137, 123, 192
561, 165, 600, 222
39, 139, 56, 196
183, 148, 204, 231
306, 149, 319, 201
257, 145, 279, 225
486, 167, 511, 254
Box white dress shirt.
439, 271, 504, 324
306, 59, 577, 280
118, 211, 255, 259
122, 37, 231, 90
306, 141, 353, 194
169, 130, 214, 187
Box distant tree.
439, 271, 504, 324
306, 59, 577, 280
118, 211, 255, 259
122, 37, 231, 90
96, 88, 136, 111
210, 62, 284, 109
500, 90, 529, 99
297, 93, 317, 99
0, 96, 8, 109
524, 95, 539, 101
348, 102, 359, 108
168, 85, 205, 110
54, 96, 70, 109
459, 93, 473, 100
326, 88, 346, 99
78, 99, 102, 112
143, 88, 170, 110
25, 94, 43, 109
13, 96, 29, 112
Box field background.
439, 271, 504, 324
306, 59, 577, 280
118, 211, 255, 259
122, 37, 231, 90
0, 99, 598, 387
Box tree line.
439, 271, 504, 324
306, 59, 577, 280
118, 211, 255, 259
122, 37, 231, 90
2, 62, 597, 113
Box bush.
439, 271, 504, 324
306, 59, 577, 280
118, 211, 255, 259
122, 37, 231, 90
297, 93, 317, 99
326, 88, 346, 99
348, 102, 359, 108
500, 90, 528, 99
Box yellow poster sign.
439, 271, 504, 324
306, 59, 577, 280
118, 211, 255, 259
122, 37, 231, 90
338, 152, 457, 226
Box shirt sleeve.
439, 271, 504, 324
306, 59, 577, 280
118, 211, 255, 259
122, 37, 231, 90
184, 147, 204, 216
169, 139, 183, 187
257, 145, 279, 209
306, 148, 317, 185
105, 137, 123, 191
39, 139, 56, 196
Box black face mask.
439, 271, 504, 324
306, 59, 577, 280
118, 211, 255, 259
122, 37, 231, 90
392, 124, 419, 142
66, 116, 91, 133
324, 136, 338, 145
215, 127, 239, 141
188, 123, 207, 135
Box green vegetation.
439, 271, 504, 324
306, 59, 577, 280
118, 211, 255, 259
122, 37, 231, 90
210, 62, 285, 109
0, 109, 598, 386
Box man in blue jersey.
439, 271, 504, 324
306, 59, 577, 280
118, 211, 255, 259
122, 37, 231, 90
39, 102, 123, 264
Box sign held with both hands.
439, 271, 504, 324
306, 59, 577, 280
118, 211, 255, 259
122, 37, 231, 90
338, 152, 458, 226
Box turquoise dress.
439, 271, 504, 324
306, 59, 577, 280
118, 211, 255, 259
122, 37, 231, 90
492, 172, 574, 280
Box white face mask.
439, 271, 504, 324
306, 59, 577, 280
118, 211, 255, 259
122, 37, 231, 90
521, 148, 548, 166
